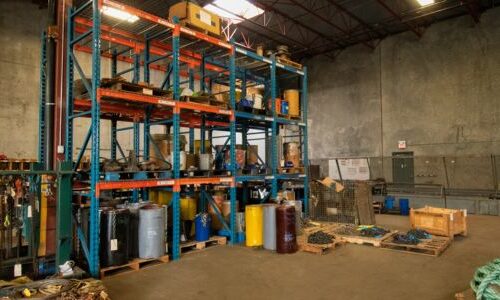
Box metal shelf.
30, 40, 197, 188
57, 0, 309, 277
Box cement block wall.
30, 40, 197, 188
308, 7, 500, 160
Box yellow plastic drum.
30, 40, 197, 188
180, 196, 197, 221
284, 89, 300, 117
157, 191, 173, 206
245, 204, 263, 247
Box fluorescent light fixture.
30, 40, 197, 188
416, 0, 435, 6
102, 6, 139, 23
204, 0, 264, 24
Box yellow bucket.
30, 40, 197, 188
245, 204, 263, 246
181, 196, 197, 221
284, 89, 300, 117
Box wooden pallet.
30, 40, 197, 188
105, 80, 171, 97
0, 159, 36, 171
100, 255, 169, 278
298, 223, 342, 254
180, 236, 227, 254
279, 166, 305, 174
277, 56, 302, 69
182, 95, 227, 108
380, 236, 451, 256
337, 231, 396, 247
298, 237, 342, 255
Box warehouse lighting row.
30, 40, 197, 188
101, 0, 263, 24
101, 0, 433, 27
102, 6, 139, 23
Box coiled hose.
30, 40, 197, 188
471, 259, 500, 300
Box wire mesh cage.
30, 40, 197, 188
309, 181, 358, 224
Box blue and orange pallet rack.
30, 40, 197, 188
53, 0, 309, 277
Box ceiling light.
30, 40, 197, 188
204, 0, 264, 24
102, 6, 139, 23
416, 0, 435, 6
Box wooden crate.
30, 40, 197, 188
337, 231, 396, 247
410, 206, 467, 238
0, 159, 36, 171
380, 236, 451, 257
180, 236, 226, 255
100, 255, 169, 278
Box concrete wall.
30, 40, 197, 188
0, 0, 46, 158
308, 7, 500, 160
0, 0, 267, 162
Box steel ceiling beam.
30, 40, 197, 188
251, 0, 344, 49
324, 0, 385, 38
375, 0, 423, 37
210, 2, 335, 59
287, 0, 374, 50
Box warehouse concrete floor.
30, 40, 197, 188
104, 214, 500, 300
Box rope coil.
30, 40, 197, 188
471, 259, 500, 300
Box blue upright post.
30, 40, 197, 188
199, 115, 206, 213
38, 30, 47, 165
132, 121, 140, 202
229, 43, 237, 243
132, 51, 140, 84
188, 66, 194, 91
89, 0, 102, 278
270, 55, 278, 198
172, 18, 181, 260
65, 11, 74, 162
200, 51, 206, 93
111, 49, 117, 78
144, 36, 150, 84
110, 119, 117, 160
242, 125, 248, 206
241, 70, 247, 99
302, 67, 309, 215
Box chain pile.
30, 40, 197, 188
334, 224, 358, 236
392, 229, 432, 245
359, 226, 389, 238
307, 231, 335, 244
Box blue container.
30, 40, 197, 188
195, 213, 211, 242
281, 100, 289, 115
399, 198, 410, 216
384, 196, 395, 210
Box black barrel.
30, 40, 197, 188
117, 203, 143, 259
99, 208, 130, 267
276, 205, 298, 254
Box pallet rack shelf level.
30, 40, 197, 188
61, 0, 308, 278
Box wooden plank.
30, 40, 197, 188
380, 236, 451, 256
